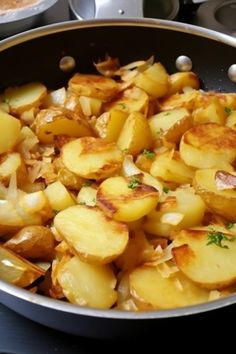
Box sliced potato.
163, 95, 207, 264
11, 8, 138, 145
167, 72, 200, 96
3, 82, 47, 115
179, 123, 236, 169
53, 157, 84, 191
130, 265, 209, 309
159, 90, 200, 111
225, 111, 236, 130
56, 255, 117, 309
148, 107, 192, 146
134, 62, 169, 98
54, 205, 129, 264
150, 150, 194, 185
62, 137, 123, 180
34, 107, 93, 144
95, 109, 128, 142
68, 73, 119, 101
44, 181, 75, 211
193, 169, 236, 220
97, 175, 159, 222
193, 96, 227, 125
143, 187, 205, 237
117, 112, 152, 156
0, 244, 44, 287
172, 228, 236, 289
4, 225, 55, 260
76, 186, 97, 206
0, 111, 21, 154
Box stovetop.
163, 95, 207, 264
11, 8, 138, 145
0, 1, 236, 352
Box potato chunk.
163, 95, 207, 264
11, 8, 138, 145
97, 175, 159, 222
54, 205, 129, 264
95, 109, 128, 142
68, 73, 119, 101
130, 266, 209, 309
0, 111, 21, 154
117, 112, 152, 156
44, 181, 75, 211
167, 72, 200, 96
0, 245, 44, 287
193, 169, 236, 220
172, 228, 236, 289
62, 137, 123, 180
56, 255, 117, 309
179, 123, 236, 169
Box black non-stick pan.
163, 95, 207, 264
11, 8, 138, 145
0, 19, 236, 339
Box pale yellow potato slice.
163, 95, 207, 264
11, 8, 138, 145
179, 123, 236, 169
130, 266, 209, 309
56, 255, 117, 309
76, 186, 97, 206
54, 205, 129, 264
53, 157, 85, 191
148, 107, 192, 145
134, 63, 169, 98
225, 111, 236, 130
117, 112, 152, 156
4, 82, 47, 115
159, 90, 200, 111
172, 228, 236, 289
62, 137, 123, 180
150, 150, 194, 185
167, 71, 200, 96
193, 169, 236, 220
193, 96, 227, 125
0, 111, 21, 154
95, 109, 128, 142
97, 175, 159, 222
44, 181, 75, 211
143, 187, 205, 238
68, 73, 119, 101
34, 107, 93, 144
0, 245, 44, 287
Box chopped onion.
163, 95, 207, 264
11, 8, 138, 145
161, 212, 184, 225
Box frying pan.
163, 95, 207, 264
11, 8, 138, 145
0, 19, 236, 339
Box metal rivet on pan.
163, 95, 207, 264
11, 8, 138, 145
175, 55, 192, 72
59, 56, 76, 72
118, 9, 125, 14
228, 64, 236, 83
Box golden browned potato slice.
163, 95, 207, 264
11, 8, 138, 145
0, 245, 44, 287
129, 265, 209, 309
68, 73, 119, 101
134, 63, 169, 98
193, 169, 236, 220
115, 230, 156, 271
159, 90, 200, 111
95, 109, 128, 142
0, 111, 21, 154
34, 107, 93, 144
117, 112, 152, 156
225, 111, 236, 130
44, 181, 75, 211
56, 255, 117, 309
179, 123, 236, 170
97, 175, 159, 222
167, 72, 200, 96
135, 153, 153, 173
4, 226, 55, 260
62, 137, 123, 180
193, 96, 227, 125
143, 187, 206, 238
104, 87, 149, 114
216, 93, 236, 111
53, 157, 85, 191
3, 82, 47, 115
54, 205, 129, 264
148, 108, 192, 146
150, 150, 194, 185
172, 228, 236, 289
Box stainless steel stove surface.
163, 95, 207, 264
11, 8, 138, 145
0, 0, 236, 352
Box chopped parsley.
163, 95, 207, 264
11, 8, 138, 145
82, 180, 93, 187
2, 97, 9, 104
118, 103, 127, 110
128, 176, 141, 189
142, 149, 155, 160
206, 230, 235, 249
224, 107, 232, 114
78, 201, 86, 205
122, 148, 129, 153
163, 186, 169, 194
156, 128, 164, 136
227, 222, 235, 230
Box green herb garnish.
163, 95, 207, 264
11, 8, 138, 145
206, 230, 235, 249
163, 186, 169, 194
128, 176, 141, 189
122, 148, 129, 153
118, 103, 127, 110
227, 222, 235, 230
82, 180, 93, 187
224, 107, 232, 114
156, 128, 164, 136
78, 201, 86, 205
2, 97, 9, 104
142, 149, 155, 160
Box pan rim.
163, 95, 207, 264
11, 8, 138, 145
1, 278, 236, 319
0, 18, 236, 52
